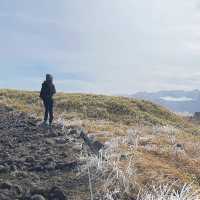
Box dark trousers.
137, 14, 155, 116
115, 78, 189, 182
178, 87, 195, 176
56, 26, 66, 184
43, 98, 54, 124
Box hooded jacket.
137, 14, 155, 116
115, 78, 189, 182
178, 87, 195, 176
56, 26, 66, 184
40, 80, 56, 100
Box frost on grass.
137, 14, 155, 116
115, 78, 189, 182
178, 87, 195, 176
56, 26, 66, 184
81, 136, 199, 200
153, 125, 179, 136
139, 183, 200, 200
80, 133, 138, 199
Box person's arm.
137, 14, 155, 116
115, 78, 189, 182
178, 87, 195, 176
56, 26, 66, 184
52, 84, 56, 95
40, 84, 44, 99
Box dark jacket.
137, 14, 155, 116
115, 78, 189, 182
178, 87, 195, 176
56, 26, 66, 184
40, 80, 56, 100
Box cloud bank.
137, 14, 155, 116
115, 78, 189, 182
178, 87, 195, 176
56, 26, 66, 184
0, 0, 200, 94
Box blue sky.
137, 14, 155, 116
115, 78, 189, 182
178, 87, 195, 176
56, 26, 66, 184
1, 0, 200, 94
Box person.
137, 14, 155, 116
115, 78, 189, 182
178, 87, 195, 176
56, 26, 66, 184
40, 74, 56, 126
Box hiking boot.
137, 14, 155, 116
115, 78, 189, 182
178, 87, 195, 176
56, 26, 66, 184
48, 123, 53, 129
41, 121, 48, 127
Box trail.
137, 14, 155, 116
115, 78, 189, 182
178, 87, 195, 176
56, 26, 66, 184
0, 106, 102, 200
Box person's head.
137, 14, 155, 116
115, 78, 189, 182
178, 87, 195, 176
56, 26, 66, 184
46, 74, 53, 82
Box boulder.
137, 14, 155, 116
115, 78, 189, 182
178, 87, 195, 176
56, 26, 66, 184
48, 186, 67, 200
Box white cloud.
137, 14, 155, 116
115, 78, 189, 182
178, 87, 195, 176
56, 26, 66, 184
160, 96, 193, 102
0, 0, 200, 93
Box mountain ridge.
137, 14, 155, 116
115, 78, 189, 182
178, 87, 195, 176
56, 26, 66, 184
130, 89, 200, 114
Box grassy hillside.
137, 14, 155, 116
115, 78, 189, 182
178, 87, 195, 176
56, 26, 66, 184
0, 89, 186, 127
1, 89, 200, 198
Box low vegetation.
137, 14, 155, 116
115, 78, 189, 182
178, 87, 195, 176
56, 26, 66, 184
1, 89, 200, 199
0, 89, 186, 126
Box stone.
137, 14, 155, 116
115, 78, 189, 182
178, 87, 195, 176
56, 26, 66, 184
12, 184, 23, 195
92, 141, 104, 152
30, 164, 44, 172
69, 129, 77, 135
48, 186, 67, 200
72, 144, 82, 151
55, 137, 66, 144
30, 194, 46, 200
55, 161, 78, 171
45, 138, 55, 145
175, 143, 184, 149
45, 161, 56, 171
25, 156, 35, 163
0, 181, 12, 190
0, 165, 9, 173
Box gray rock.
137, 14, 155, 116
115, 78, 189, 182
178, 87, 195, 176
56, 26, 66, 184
48, 187, 67, 200
72, 144, 82, 151
45, 161, 56, 171
92, 141, 104, 152
30, 194, 46, 200
0, 165, 9, 173
12, 184, 23, 195
0, 193, 13, 200
0, 181, 12, 190
69, 129, 77, 134
55, 137, 66, 144
25, 156, 35, 163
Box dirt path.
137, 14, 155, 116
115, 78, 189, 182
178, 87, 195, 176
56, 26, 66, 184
0, 106, 99, 200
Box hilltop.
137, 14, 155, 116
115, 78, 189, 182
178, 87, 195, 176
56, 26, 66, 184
0, 89, 200, 199
0, 89, 186, 127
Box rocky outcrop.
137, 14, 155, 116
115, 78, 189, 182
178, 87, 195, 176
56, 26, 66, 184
0, 106, 104, 199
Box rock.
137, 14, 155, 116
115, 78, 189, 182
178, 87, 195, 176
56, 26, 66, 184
2, 152, 10, 159
30, 194, 46, 200
69, 129, 77, 135
69, 128, 83, 138
55, 161, 78, 171
25, 156, 35, 163
120, 154, 128, 161
92, 141, 104, 152
0, 106, 108, 199
30, 187, 47, 197
175, 143, 184, 149
0, 182, 22, 196
0, 181, 12, 190
12, 170, 29, 178
48, 187, 67, 200
30, 164, 44, 172
10, 164, 17, 171
0, 193, 13, 200
45, 161, 56, 171
45, 138, 55, 145
72, 144, 82, 151
12, 184, 23, 195
55, 137, 67, 144
0, 165, 9, 173
48, 130, 59, 137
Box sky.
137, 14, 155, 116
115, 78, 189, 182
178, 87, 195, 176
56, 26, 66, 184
0, 0, 200, 94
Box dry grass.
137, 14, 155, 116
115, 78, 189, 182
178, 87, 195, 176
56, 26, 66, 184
1, 89, 200, 198
0, 89, 188, 127
79, 124, 200, 199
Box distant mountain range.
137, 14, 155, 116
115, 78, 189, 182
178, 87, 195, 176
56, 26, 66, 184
130, 90, 200, 115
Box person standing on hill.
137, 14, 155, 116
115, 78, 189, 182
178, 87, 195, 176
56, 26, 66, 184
40, 74, 56, 127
